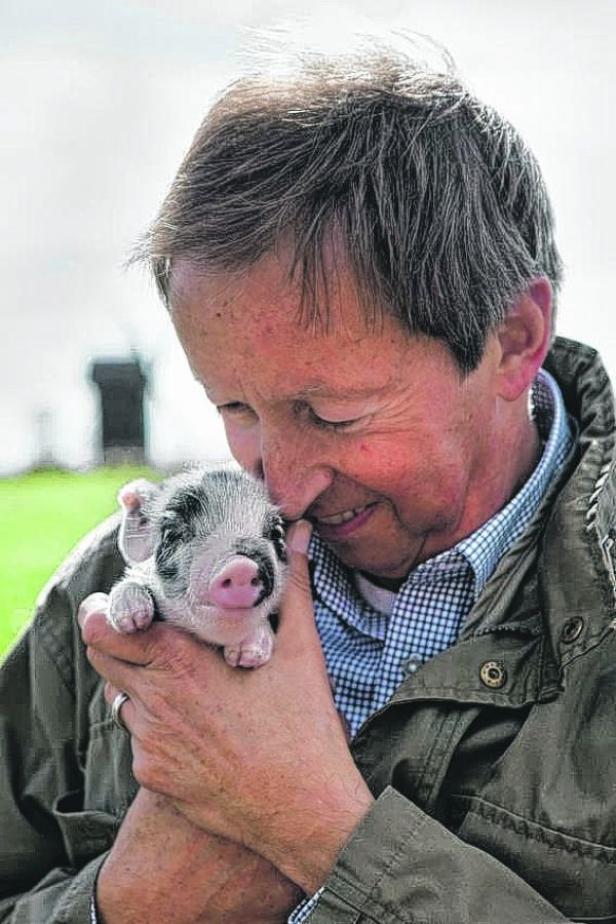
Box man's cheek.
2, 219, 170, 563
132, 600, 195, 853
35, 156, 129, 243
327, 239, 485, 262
340, 437, 399, 481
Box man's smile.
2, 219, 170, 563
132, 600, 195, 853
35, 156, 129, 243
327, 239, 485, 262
312, 502, 380, 539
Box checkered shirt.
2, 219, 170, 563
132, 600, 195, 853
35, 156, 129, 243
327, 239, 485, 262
289, 367, 573, 923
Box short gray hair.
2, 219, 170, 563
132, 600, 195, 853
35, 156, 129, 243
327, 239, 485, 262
137, 31, 562, 373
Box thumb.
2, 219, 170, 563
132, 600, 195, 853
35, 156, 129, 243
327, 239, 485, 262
285, 519, 313, 599
276, 519, 317, 646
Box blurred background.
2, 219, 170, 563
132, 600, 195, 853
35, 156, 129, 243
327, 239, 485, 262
1, 0, 614, 649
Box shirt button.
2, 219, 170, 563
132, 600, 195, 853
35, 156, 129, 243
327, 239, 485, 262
403, 654, 423, 676
480, 660, 507, 689
561, 617, 584, 644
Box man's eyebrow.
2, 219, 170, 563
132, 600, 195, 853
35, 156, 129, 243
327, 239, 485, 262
199, 380, 392, 401
291, 383, 390, 400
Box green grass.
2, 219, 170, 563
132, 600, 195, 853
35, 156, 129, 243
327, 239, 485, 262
0, 466, 160, 657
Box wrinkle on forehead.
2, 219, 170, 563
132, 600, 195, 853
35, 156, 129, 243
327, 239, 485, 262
169, 248, 385, 345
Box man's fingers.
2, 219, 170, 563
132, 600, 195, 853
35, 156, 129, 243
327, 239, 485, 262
103, 680, 119, 704
78, 595, 158, 666
77, 592, 110, 629
287, 519, 312, 557
103, 681, 137, 733
86, 645, 141, 696
277, 520, 320, 650
284, 520, 313, 603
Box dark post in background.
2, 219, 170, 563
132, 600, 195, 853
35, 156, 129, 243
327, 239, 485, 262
90, 358, 149, 465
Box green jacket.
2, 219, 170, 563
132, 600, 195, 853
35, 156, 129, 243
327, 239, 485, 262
2, 337, 616, 924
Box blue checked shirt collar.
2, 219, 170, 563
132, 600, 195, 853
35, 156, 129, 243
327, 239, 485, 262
455, 367, 571, 599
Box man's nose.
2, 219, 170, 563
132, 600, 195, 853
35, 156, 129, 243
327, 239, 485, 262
260, 434, 333, 520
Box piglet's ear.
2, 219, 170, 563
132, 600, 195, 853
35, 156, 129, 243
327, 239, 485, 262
117, 479, 159, 564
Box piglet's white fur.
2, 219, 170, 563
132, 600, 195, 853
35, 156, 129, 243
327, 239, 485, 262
108, 467, 287, 668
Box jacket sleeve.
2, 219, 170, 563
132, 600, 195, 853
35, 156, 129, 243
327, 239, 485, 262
305, 787, 572, 924
0, 520, 124, 923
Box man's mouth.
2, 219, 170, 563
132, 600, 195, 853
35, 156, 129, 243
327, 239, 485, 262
317, 503, 371, 525
313, 502, 378, 537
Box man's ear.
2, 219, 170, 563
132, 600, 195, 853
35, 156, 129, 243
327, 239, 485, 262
117, 479, 159, 564
497, 278, 553, 402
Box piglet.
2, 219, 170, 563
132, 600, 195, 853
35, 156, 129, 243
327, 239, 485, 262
107, 466, 287, 668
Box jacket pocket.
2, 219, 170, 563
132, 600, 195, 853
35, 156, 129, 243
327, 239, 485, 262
52, 790, 118, 868
84, 718, 138, 817
572, 917, 616, 923
454, 794, 616, 922
83, 681, 138, 817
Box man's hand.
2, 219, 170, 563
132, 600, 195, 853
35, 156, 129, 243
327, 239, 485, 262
79, 522, 374, 894
96, 788, 302, 924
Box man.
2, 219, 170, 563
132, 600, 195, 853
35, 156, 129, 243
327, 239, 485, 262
2, 32, 616, 923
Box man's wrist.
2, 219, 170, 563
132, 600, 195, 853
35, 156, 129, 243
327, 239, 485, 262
263, 777, 375, 894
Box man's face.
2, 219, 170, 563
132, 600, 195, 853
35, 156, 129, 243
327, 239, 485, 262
170, 254, 506, 581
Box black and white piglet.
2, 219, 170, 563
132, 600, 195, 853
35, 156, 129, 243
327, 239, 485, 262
108, 466, 287, 668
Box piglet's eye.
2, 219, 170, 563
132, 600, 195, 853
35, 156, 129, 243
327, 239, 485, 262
267, 518, 285, 541
158, 514, 186, 547
266, 518, 287, 563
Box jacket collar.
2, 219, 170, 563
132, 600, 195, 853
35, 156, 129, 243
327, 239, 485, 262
540, 337, 616, 668
464, 337, 616, 662
384, 337, 616, 710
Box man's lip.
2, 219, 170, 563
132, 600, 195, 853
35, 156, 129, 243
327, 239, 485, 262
312, 502, 379, 538
314, 502, 373, 526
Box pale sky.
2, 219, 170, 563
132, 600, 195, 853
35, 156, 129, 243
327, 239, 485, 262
2, 0, 615, 474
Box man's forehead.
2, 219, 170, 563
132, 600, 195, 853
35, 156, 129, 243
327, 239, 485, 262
169, 254, 455, 401
169, 262, 245, 319
169, 251, 370, 329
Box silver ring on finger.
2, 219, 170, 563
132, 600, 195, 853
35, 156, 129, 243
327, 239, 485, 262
110, 691, 130, 733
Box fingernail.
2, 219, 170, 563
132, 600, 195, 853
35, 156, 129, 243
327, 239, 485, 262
288, 519, 312, 555
77, 593, 109, 629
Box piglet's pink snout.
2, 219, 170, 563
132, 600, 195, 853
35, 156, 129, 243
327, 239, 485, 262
208, 556, 264, 609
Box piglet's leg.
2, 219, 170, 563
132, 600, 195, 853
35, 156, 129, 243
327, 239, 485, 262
223, 621, 275, 669
108, 579, 155, 634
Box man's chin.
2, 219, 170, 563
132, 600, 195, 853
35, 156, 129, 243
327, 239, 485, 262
317, 533, 422, 582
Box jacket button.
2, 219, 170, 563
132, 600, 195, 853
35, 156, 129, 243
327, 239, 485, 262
480, 660, 507, 689
403, 653, 423, 676
561, 617, 584, 643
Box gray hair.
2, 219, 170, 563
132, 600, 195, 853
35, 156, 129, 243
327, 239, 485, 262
136, 31, 562, 373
